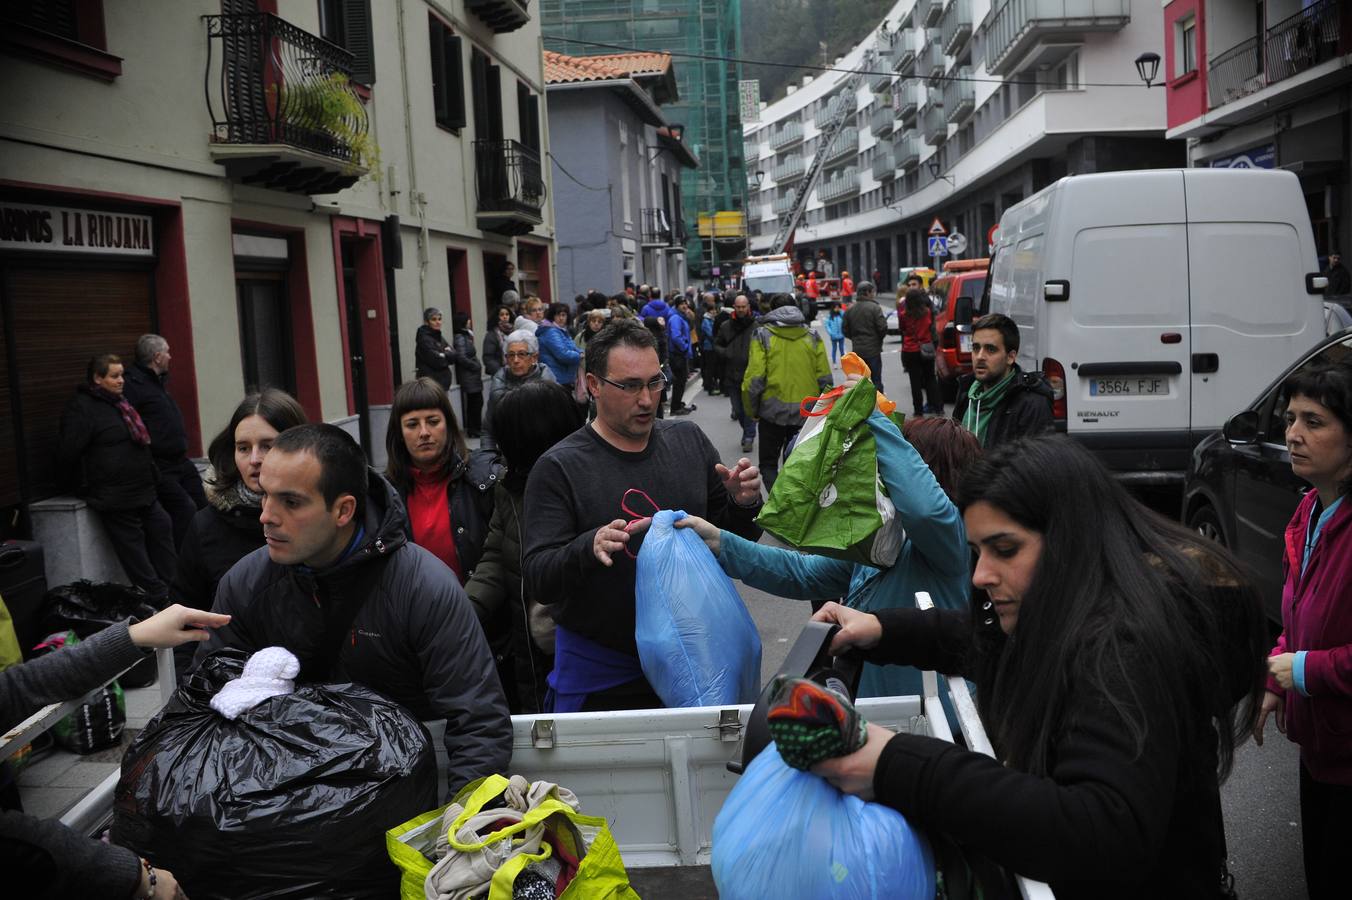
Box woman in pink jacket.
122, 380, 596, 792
1255, 361, 1352, 899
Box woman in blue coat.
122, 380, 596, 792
677, 389, 979, 697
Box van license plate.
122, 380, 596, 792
1089, 377, 1165, 396
959, 334, 972, 353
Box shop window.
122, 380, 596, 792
1, 0, 121, 80
319, 0, 375, 84
429, 15, 465, 130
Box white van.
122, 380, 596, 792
982, 168, 1326, 482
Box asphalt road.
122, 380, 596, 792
681, 331, 1306, 897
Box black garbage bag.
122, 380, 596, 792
112, 649, 439, 899
41, 580, 159, 687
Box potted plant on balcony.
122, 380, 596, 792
268, 73, 380, 176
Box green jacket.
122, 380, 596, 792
743, 305, 833, 427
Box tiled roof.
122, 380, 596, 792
544, 50, 672, 85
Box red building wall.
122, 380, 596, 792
1165, 0, 1208, 130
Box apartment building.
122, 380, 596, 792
0, 0, 554, 523
1163, 0, 1350, 255
746, 0, 1180, 292
546, 51, 698, 297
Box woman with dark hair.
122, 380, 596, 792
467, 381, 583, 713
173, 389, 308, 611
414, 307, 460, 391
674, 383, 980, 697
58, 353, 175, 604
899, 288, 941, 415
483, 304, 514, 378
385, 377, 499, 584
451, 311, 484, 438
811, 436, 1267, 897
536, 302, 581, 389
1255, 362, 1352, 898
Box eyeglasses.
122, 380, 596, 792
504, 350, 536, 359
595, 373, 668, 395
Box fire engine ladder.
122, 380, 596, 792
770, 54, 873, 254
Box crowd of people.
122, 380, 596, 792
9, 261, 1351, 897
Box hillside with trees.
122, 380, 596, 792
741, 0, 896, 104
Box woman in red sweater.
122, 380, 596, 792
384, 377, 499, 584
899, 288, 941, 416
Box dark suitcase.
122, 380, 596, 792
0, 540, 48, 659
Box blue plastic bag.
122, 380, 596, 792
634, 509, 762, 707
712, 743, 934, 900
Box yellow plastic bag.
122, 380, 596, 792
387, 775, 642, 900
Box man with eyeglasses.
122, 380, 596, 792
480, 329, 556, 453
523, 319, 764, 712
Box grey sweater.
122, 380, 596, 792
1, 623, 146, 898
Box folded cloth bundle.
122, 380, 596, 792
765, 675, 869, 771
209, 646, 300, 720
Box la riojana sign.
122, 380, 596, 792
0, 202, 154, 257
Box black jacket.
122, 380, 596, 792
866, 606, 1227, 899
483, 327, 510, 378
122, 364, 189, 463
393, 450, 501, 581
195, 470, 511, 796
715, 314, 757, 384
452, 329, 484, 394
1327, 261, 1351, 296
171, 484, 264, 610
952, 365, 1055, 448
57, 387, 159, 510
415, 325, 458, 389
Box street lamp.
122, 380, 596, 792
881, 191, 903, 212
926, 158, 955, 187
753, 170, 766, 190
1135, 52, 1161, 88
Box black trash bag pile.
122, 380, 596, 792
112, 649, 439, 899
42, 580, 159, 687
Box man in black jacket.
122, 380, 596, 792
123, 334, 207, 548
953, 314, 1054, 448
196, 424, 511, 796
841, 281, 889, 394
716, 293, 759, 453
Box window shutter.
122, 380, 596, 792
340, 0, 375, 85
444, 33, 465, 129
429, 17, 447, 123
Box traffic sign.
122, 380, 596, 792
928, 235, 948, 257
928, 217, 946, 236
947, 231, 967, 256
987, 224, 1000, 251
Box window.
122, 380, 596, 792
516, 81, 540, 152
1175, 15, 1197, 78
319, 0, 375, 85
429, 15, 465, 130
2, 0, 121, 80
470, 48, 502, 142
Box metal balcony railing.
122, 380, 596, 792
869, 102, 896, 136
768, 119, 804, 150
897, 81, 924, 123
920, 91, 947, 146
640, 207, 673, 246
943, 68, 975, 124
823, 126, 859, 164
894, 28, 918, 72
916, 0, 943, 29
819, 167, 861, 203
1207, 36, 1262, 109
895, 132, 922, 171
984, 0, 1130, 76
774, 155, 805, 181
203, 13, 370, 173
671, 218, 688, 247
918, 29, 945, 77
814, 92, 856, 129
773, 194, 794, 217
473, 139, 545, 216
1265, 0, 1343, 83
871, 142, 896, 181
940, 0, 973, 57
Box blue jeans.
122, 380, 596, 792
728, 380, 757, 443
830, 337, 845, 363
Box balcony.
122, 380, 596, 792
822, 126, 859, 164
1208, 0, 1347, 111
814, 92, 855, 128
871, 66, 894, 94
897, 81, 924, 123
871, 142, 896, 181
203, 13, 370, 195
774, 155, 805, 182
773, 194, 794, 217
869, 102, 896, 137
640, 207, 673, 247
819, 167, 861, 203
916, 0, 943, 29
671, 218, 688, 248
895, 132, 922, 171
941, 0, 973, 57
768, 119, 804, 151
464, 0, 530, 34
894, 29, 918, 72
920, 91, 947, 145
984, 0, 1130, 77
917, 29, 945, 78
474, 139, 545, 236
943, 68, 975, 124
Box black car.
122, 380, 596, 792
1182, 330, 1352, 621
